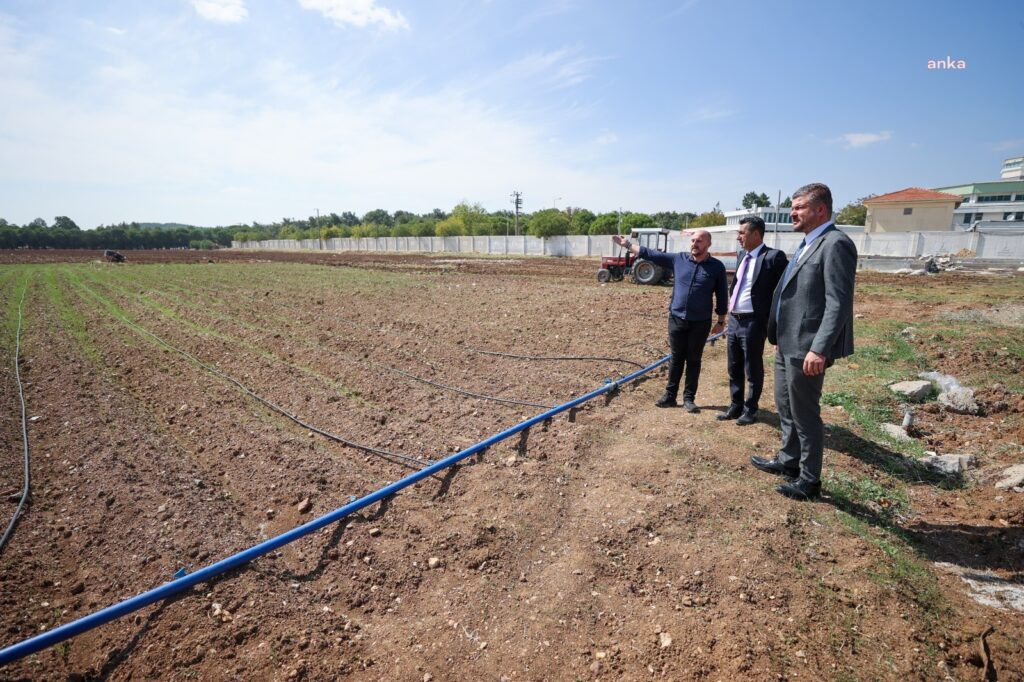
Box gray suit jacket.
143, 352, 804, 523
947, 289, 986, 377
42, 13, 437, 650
767, 226, 856, 361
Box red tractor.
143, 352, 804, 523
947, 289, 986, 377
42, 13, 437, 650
597, 228, 671, 285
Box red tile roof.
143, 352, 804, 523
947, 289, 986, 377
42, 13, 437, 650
863, 187, 962, 203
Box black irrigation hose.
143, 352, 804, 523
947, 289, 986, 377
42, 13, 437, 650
108, 312, 431, 470
468, 348, 646, 369
0, 286, 30, 554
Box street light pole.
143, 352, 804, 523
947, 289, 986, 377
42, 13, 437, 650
553, 197, 562, 209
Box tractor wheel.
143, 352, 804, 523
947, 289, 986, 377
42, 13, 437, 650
632, 260, 662, 285
596, 268, 611, 283
609, 266, 624, 281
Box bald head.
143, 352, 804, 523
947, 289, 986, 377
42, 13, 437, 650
688, 229, 712, 261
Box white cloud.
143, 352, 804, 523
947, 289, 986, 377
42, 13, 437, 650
488, 47, 603, 92
838, 131, 892, 149
688, 105, 735, 123
190, 0, 248, 24
297, 0, 409, 30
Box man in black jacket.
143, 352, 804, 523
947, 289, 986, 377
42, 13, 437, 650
717, 216, 788, 425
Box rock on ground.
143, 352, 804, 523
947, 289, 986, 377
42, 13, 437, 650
995, 464, 1024, 490
888, 380, 932, 402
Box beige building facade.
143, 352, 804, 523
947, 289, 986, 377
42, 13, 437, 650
863, 188, 961, 233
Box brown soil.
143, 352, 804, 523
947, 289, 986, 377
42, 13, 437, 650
0, 251, 1021, 681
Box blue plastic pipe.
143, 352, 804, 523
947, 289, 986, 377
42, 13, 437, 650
0, 335, 721, 665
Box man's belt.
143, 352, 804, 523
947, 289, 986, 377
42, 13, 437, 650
730, 311, 756, 320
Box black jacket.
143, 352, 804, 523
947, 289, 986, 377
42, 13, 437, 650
730, 245, 788, 323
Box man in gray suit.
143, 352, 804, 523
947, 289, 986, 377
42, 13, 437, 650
750, 183, 856, 500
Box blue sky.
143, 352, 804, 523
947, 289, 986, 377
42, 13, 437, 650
1, 0, 1021, 228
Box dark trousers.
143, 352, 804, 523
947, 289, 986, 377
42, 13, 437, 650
774, 353, 825, 485
726, 315, 768, 412
665, 316, 712, 401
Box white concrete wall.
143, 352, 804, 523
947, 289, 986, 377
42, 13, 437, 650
233, 230, 1023, 259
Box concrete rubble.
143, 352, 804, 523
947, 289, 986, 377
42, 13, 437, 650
919, 371, 979, 415
888, 380, 932, 402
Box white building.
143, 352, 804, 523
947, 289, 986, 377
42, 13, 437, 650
1001, 155, 1023, 180
723, 206, 794, 227
932, 179, 1024, 229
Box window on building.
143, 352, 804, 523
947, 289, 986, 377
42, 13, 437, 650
903, 207, 913, 215
1004, 212, 1014, 220
962, 213, 972, 225
1016, 212, 1024, 221
975, 213, 984, 222
978, 194, 1012, 203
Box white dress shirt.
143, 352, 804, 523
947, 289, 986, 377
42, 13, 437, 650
731, 243, 763, 314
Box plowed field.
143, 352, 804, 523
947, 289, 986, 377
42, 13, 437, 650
1, 250, 1021, 681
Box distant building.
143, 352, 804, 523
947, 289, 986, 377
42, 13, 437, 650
862, 188, 961, 233
932, 179, 1024, 229
722, 205, 802, 228
1001, 154, 1024, 180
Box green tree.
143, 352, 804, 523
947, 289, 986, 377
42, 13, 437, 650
53, 216, 81, 231
435, 217, 466, 237
527, 208, 570, 237
587, 213, 620, 235
621, 212, 655, 231
689, 209, 725, 228
836, 196, 873, 226
361, 209, 393, 227
780, 196, 792, 208
451, 202, 490, 235
742, 191, 771, 209
569, 208, 596, 235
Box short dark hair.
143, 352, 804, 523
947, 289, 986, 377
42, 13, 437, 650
738, 215, 765, 235
792, 183, 833, 213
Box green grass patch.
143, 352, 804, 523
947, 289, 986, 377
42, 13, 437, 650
42, 267, 103, 363
824, 471, 910, 522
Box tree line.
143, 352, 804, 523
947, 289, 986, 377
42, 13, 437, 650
1, 192, 866, 250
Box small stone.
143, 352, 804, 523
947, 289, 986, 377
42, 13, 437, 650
995, 464, 1024, 490
428, 557, 441, 569
265, 509, 275, 519
423, 675, 433, 682
880, 423, 913, 442
920, 454, 975, 476
504, 455, 518, 467
368, 527, 381, 537
888, 380, 932, 402
296, 498, 312, 514
659, 632, 672, 648
70, 581, 85, 595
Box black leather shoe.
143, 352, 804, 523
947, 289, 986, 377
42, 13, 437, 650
736, 410, 757, 426
716, 405, 742, 421
655, 393, 677, 408
682, 399, 699, 413
777, 478, 821, 501
750, 455, 799, 478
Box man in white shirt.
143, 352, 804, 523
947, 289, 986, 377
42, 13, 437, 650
717, 216, 788, 425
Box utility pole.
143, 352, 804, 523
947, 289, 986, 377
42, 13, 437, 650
511, 191, 523, 236
316, 208, 322, 250
774, 190, 781, 247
